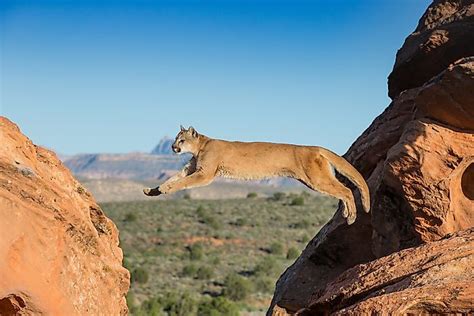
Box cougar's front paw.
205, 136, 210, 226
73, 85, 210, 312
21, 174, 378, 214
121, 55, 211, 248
143, 187, 162, 196
159, 183, 172, 194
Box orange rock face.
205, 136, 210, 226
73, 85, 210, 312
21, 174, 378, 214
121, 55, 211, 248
388, 0, 474, 99
302, 228, 474, 315
0, 117, 130, 315
268, 1, 474, 314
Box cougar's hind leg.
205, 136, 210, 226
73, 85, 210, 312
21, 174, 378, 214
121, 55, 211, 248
302, 157, 358, 225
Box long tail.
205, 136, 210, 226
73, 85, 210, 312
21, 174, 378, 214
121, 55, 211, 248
319, 148, 370, 213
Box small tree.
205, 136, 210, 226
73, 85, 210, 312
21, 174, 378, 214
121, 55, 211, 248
223, 273, 253, 301
246, 192, 258, 198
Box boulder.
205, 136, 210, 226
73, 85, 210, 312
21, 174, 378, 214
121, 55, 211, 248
302, 227, 474, 315
388, 0, 474, 98
0, 117, 130, 315
268, 1, 474, 313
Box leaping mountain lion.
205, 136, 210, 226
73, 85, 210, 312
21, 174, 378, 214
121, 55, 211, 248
144, 126, 370, 224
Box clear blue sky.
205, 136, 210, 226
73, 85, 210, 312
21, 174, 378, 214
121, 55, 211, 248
1, 0, 430, 155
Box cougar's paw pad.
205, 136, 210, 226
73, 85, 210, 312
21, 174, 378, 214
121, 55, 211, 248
143, 187, 162, 196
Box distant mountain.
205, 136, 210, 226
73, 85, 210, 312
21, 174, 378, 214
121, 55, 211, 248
64, 152, 186, 180
151, 137, 174, 155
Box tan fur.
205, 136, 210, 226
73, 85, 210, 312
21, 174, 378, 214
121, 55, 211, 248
144, 126, 370, 224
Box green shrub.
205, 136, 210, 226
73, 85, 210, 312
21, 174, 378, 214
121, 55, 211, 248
132, 267, 149, 284
198, 296, 239, 316
253, 276, 274, 293
188, 243, 204, 261
196, 206, 221, 230
254, 256, 278, 277
126, 292, 136, 309
246, 192, 258, 198
286, 247, 300, 260
140, 297, 163, 316
196, 205, 206, 217
183, 193, 191, 200
209, 256, 220, 265
272, 192, 286, 201
234, 217, 247, 226
290, 196, 304, 206
196, 266, 214, 280
160, 292, 197, 316
124, 212, 137, 222
269, 242, 284, 255
223, 273, 253, 301
181, 264, 198, 277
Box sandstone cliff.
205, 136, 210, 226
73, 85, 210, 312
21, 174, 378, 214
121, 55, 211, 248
269, 0, 474, 314
0, 117, 130, 315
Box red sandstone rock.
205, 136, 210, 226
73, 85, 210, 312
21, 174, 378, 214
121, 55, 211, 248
268, 1, 474, 313
0, 117, 130, 315
302, 228, 474, 315
388, 0, 474, 99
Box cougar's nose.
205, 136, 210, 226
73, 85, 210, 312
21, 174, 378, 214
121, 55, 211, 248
172, 145, 180, 153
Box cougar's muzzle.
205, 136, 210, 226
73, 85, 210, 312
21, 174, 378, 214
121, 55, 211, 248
172, 144, 181, 153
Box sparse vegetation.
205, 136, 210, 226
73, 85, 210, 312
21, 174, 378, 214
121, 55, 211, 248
188, 243, 205, 261
286, 247, 300, 260
269, 242, 284, 255
271, 192, 286, 201
196, 266, 214, 280
223, 273, 253, 301
101, 194, 336, 314
124, 212, 137, 222
196, 205, 221, 230
290, 196, 305, 206
246, 192, 258, 198
132, 267, 149, 284
181, 264, 198, 277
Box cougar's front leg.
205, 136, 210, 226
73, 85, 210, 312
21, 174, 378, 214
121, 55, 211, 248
144, 158, 196, 196
159, 170, 214, 194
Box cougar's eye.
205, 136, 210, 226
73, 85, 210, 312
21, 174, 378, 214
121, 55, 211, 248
179, 139, 184, 144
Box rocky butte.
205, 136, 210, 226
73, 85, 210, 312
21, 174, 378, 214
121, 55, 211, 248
269, 0, 474, 314
0, 117, 130, 315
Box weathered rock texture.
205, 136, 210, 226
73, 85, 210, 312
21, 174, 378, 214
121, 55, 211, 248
0, 117, 130, 315
269, 0, 474, 314
388, 0, 474, 99
302, 227, 474, 315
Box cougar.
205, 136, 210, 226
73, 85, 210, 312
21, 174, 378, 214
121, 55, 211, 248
144, 126, 370, 224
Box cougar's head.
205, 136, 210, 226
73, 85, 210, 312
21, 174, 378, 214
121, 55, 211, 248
172, 125, 200, 155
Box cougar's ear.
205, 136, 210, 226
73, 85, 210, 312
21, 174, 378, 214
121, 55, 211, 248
189, 126, 198, 137
180, 125, 186, 132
